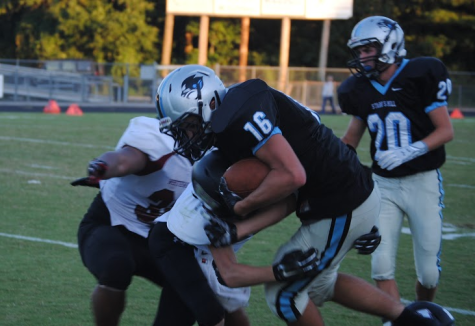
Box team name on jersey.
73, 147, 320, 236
371, 101, 396, 110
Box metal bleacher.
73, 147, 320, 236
0, 63, 116, 103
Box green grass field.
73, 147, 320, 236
1, 111, 474, 326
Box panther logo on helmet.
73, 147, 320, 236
376, 19, 397, 33
181, 75, 205, 99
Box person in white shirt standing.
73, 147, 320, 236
321, 75, 337, 114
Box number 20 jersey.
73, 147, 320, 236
100, 117, 192, 238
338, 57, 451, 178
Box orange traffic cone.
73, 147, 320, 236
450, 108, 464, 119
66, 103, 84, 116
43, 100, 61, 114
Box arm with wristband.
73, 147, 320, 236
71, 146, 148, 187
210, 245, 320, 288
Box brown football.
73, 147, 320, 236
223, 157, 270, 198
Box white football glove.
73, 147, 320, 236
375, 141, 428, 171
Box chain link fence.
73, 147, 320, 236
0, 59, 473, 111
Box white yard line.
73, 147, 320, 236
0, 135, 114, 149
0, 168, 74, 180
1, 231, 474, 317
447, 183, 475, 189
400, 298, 475, 317
402, 226, 475, 240
0, 232, 78, 248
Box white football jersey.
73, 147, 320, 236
159, 183, 252, 312
162, 184, 249, 251
100, 116, 192, 238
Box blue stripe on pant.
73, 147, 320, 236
276, 215, 351, 322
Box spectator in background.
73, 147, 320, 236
321, 75, 337, 114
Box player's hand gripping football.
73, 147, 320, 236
273, 248, 320, 282
353, 226, 381, 255
70, 158, 108, 188
219, 176, 243, 214
204, 214, 238, 248
375, 141, 428, 171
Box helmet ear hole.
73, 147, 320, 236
210, 98, 216, 110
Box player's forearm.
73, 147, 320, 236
97, 147, 147, 178
235, 167, 303, 217
420, 125, 454, 151
219, 263, 275, 288
423, 105, 454, 150
210, 246, 276, 287
341, 116, 366, 149
235, 195, 296, 239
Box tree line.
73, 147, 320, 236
1, 0, 474, 71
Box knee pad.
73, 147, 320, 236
195, 299, 225, 326
371, 252, 396, 280
96, 254, 135, 290
416, 252, 441, 289
418, 269, 440, 289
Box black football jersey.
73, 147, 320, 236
211, 79, 373, 220
338, 57, 451, 178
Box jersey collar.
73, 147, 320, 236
370, 59, 409, 95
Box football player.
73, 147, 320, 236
154, 65, 454, 325
149, 149, 320, 326
338, 16, 454, 325
72, 115, 247, 326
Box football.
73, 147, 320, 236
223, 157, 270, 198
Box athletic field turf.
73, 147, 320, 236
1, 112, 474, 325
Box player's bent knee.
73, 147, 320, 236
264, 282, 309, 323
97, 255, 134, 290
371, 255, 396, 280
195, 302, 225, 326
418, 270, 440, 289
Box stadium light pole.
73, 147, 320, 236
318, 19, 331, 82
198, 16, 210, 66
278, 17, 291, 92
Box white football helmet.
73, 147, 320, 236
155, 65, 227, 161
347, 16, 407, 78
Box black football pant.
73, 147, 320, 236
77, 193, 196, 326
149, 222, 225, 326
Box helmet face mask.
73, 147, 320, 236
163, 112, 216, 161
347, 16, 407, 78
155, 65, 226, 161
